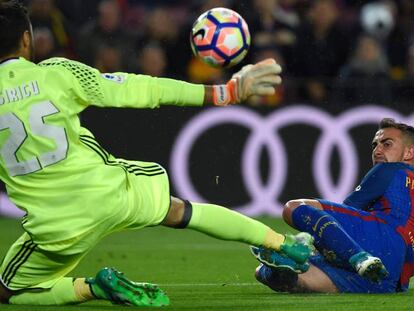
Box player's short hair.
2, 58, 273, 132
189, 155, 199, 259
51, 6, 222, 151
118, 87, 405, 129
379, 118, 414, 145
0, 0, 31, 59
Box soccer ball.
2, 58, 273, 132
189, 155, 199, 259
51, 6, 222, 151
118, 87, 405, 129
190, 7, 250, 68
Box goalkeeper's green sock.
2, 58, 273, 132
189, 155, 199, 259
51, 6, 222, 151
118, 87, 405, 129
8, 277, 92, 305
187, 202, 285, 250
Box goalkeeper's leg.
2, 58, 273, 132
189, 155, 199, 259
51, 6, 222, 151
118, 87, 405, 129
161, 197, 313, 263
4, 277, 90, 305
0, 233, 168, 306
4, 270, 169, 306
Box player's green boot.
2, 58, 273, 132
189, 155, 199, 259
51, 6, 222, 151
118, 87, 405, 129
349, 252, 389, 282
85, 267, 170, 307
251, 246, 310, 273
280, 232, 314, 264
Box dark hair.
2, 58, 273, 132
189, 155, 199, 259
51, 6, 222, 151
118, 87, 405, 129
0, 1, 31, 59
379, 118, 414, 144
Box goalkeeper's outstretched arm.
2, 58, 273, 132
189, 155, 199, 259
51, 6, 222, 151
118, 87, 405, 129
42, 57, 282, 111
144, 57, 282, 108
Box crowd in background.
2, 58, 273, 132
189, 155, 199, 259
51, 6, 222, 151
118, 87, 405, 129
20, 0, 414, 106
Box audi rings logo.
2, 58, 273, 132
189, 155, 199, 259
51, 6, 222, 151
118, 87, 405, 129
170, 105, 410, 216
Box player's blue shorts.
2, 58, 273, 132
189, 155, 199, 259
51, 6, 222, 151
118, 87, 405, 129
311, 199, 406, 293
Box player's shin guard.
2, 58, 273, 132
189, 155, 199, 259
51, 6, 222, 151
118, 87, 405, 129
291, 204, 364, 265
186, 201, 285, 249
9, 277, 81, 305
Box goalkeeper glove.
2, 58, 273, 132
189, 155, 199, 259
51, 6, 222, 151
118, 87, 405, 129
213, 58, 282, 106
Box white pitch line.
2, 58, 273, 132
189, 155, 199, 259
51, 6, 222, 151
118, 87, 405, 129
159, 283, 260, 287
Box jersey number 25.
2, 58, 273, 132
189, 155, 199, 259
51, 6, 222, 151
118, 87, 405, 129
0, 101, 68, 176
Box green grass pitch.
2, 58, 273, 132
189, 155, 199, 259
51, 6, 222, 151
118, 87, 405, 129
0, 217, 412, 310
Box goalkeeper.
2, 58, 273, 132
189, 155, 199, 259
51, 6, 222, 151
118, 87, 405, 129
0, 1, 313, 307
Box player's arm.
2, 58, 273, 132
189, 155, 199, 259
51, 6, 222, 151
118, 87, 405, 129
99, 58, 282, 108
343, 163, 401, 210
39, 57, 281, 110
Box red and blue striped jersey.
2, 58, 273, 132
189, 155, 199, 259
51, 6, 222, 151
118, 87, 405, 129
344, 162, 414, 290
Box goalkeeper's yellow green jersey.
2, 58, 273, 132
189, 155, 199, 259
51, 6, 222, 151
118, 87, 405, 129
0, 57, 204, 243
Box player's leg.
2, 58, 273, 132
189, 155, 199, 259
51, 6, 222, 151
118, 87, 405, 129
161, 197, 313, 264
283, 199, 365, 260
255, 263, 338, 293
250, 241, 310, 273
0, 233, 85, 305
0, 233, 168, 306
6, 270, 168, 306
282, 199, 388, 281
255, 251, 398, 293
120, 160, 312, 264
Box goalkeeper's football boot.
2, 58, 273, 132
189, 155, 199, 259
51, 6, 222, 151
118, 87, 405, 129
251, 246, 310, 273
279, 232, 315, 264
85, 267, 170, 307
255, 263, 299, 292
349, 252, 389, 283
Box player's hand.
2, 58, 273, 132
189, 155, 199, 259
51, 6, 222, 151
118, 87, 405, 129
212, 59, 282, 106
231, 58, 282, 102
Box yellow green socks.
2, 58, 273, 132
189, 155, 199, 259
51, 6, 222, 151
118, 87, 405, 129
187, 202, 285, 250
9, 277, 88, 305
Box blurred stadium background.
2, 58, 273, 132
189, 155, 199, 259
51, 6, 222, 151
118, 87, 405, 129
1, 0, 413, 308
